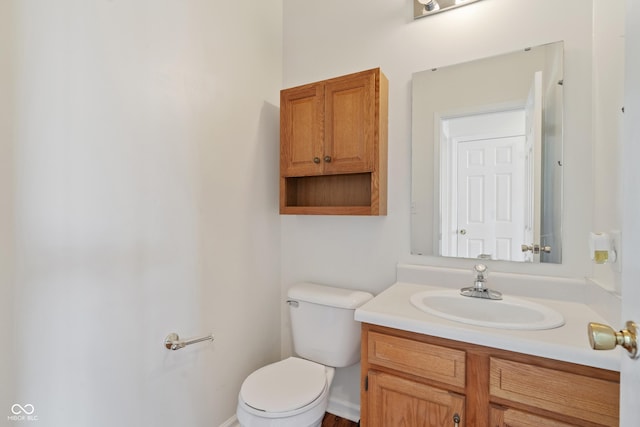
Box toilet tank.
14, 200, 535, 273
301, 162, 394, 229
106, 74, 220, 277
287, 282, 374, 368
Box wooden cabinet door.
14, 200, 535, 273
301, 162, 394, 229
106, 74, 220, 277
280, 82, 324, 176
323, 70, 376, 174
490, 406, 579, 427
367, 370, 465, 427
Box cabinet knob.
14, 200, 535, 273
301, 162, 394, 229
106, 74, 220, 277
588, 320, 639, 359
323, 155, 332, 163
452, 413, 461, 427
313, 157, 321, 164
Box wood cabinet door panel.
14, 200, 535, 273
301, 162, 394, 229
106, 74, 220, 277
280, 83, 324, 176
324, 72, 375, 174
368, 371, 465, 427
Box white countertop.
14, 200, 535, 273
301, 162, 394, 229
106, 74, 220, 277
355, 281, 620, 372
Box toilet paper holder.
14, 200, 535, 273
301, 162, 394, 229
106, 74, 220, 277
164, 332, 214, 350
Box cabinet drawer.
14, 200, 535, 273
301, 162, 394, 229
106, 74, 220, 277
367, 331, 466, 388
490, 405, 579, 427
489, 357, 619, 426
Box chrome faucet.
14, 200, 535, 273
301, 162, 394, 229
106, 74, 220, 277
460, 264, 502, 300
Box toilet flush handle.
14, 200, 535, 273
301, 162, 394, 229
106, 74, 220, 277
286, 300, 299, 308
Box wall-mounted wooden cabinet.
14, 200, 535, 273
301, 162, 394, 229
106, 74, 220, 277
280, 68, 388, 215
361, 324, 620, 427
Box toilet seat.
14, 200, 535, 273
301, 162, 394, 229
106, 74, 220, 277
240, 357, 327, 413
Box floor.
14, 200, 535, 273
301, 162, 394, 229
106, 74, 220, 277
321, 413, 359, 427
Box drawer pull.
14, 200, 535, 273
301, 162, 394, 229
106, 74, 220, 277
453, 412, 461, 427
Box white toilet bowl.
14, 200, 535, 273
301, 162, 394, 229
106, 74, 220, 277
236, 283, 372, 426
236, 357, 336, 427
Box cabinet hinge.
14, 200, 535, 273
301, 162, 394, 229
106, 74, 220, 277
364, 375, 368, 391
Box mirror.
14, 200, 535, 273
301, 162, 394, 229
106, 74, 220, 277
411, 41, 563, 263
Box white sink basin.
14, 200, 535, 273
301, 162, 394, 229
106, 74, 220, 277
410, 289, 565, 330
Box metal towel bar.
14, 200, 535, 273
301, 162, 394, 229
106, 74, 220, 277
164, 332, 214, 351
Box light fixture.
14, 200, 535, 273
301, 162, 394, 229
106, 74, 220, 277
414, 0, 485, 19
419, 0, 440, 12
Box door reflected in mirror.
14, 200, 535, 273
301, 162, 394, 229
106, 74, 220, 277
411, 41, 563, 263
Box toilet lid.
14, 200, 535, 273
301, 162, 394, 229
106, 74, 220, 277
240, 357, 327, 413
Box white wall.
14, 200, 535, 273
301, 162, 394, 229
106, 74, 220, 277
592, 0, 626, 292
282, 0, 610, 416
0, 0, 16, 415
6, 1, 282, 426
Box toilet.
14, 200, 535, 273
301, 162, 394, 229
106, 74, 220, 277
236, 282, 374, 427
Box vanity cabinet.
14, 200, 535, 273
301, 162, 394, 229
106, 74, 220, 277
279, 68, 388, 215
361, 324, 620, 427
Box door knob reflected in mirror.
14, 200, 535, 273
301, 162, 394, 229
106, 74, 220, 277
521, 244, 552, 254
588, 321, 638, 359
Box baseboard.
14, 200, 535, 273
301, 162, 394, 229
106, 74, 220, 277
327, 397, 360, 423
219, 415, 240, 427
